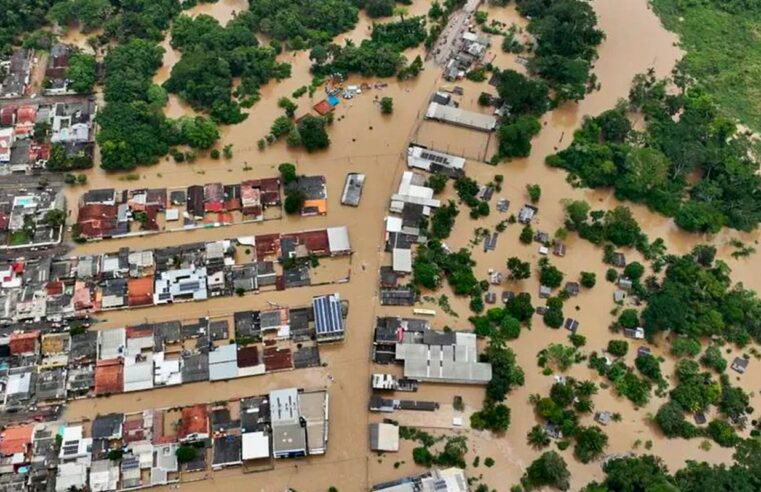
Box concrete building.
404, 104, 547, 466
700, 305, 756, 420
395, 329, 492, 384
369, 423, 399, 452
269, 388, 329, 458
425, 102, 497, 132
313, 293, 345, 342
372, 468, 468, 492
406, 145, 466, 177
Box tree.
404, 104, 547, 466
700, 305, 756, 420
603, 206, 644, 247
270, 115, 293, 138
506, 292, 534, 323
543, 306, 564, 328
580, 271, 596, 288
284, 189, 305, 214
380, 96, 393, 114
66, 52, 97, 93
692, 244, 716, 267
594, 455, 675, 492
426, 174, 448, 194
701, 345, 727, 373
635, 353, 662, 382
366, 0, 394, 18
519, 224, 534, 244
45, 209, 66, 228
499, 315, 521, 340
278, 97, 297, 117
470, 401, 511, 431
526, 184, 541, 203
483, 343, 525, 401
656, 401, 696, 439
495, 69, 550, 115
574, 426, 608, 463
606, 340, 628, 357
507, 257, 531, 280
278, 163, 297, 185
177, 116, 220, 149
412, 446, 433, 466
623, 261, 645, 280
498, 115, 542, 158
176, 445, 197, 463
527, 425, 550, 449
297, 115, 330, 151
539, 258, 564, 288
522, 451, 570, 491
707, 419, 740, 447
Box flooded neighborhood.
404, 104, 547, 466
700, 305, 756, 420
2, 0, 761, 491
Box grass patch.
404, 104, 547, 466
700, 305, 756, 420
652, 0, 761, 129
9, 231, 30, 246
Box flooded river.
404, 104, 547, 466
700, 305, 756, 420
60, 0, 761, 490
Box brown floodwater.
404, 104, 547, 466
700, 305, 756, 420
61, 0, 761, 490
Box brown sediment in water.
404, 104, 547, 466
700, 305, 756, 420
61, 0, 761, 490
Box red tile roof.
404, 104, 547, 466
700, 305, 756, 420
95, 359, 123, 395
127, 277, 154, 307
16, 106, 35, 124
9, 330, 40, 355
179, 405, 208, 439
237, 346, 260, 368
0, 424, 34, 456
313, 100, 333, 115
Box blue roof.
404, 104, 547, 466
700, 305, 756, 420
313, 294, 344, 336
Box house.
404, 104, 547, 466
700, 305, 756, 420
539, 285, 551, 299
178, 405, 209, 442
595, 411, 612, 426
208, 343, 239, 381
731, 357, 749, 374
0, 424, 34, 458
564, 282, 580, 296
45, 44, 73, 95
518, 204, 538, 224
613, 290, 626, 303
392, 248, 412, 274
9, 330, 40, 355
269, 388, 307, 458
369, 423, 399, 452
564, 318, 579, 332
51, 100, 95, 143
287, 176, 327, 216
89, 459, 119, 492
1, 49, 33, 98
0, 127, 13, 163
618, 277, 633, 290
186, 185, 205, 218
153, 266, 208, 304
553, 242, 566, 257
313, 293, 346, 342
56, 462, 88, 492
623, 327, 645, 340
612, 252, 626, 268
91, 413, 124, 441
341, 172, 365, 206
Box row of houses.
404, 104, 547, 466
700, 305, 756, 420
0, 227, 352, 324
0, 293, 344, 420
0, 387, 329, 491
0, 97, 97, 172
76, 178, 285, 240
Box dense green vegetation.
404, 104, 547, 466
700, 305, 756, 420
1, 0, 58, 54
164, 13, 290, 124
310, 17, 426, 78
65, 51, 97, 93
97, 39, 220, 170
563, 200, 647, 249
516, 0, 604, 102
652, 0, 761, 130
522, 451, 570, 491
643, 248, 761, 345
248, 0, 359, 49
549, 72, 761, 233
584, 443, 761, 492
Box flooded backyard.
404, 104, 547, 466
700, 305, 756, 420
56, 0, 761, 490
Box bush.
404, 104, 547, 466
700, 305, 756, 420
607, 340, 629, 357
606, 268, 618, 283
580, 271, 596, 288
380, 96, 393, 114
412, 446, 433, 466
176, 445, 197, 463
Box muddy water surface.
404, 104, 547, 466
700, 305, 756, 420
61, 0, 761, 490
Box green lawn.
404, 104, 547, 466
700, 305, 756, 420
9, 231, 30, 246
652, 0, 761, 130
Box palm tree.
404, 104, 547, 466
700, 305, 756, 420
527, 425, 550, 449
576, 380, 598, 398
393, 6, 409, 20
